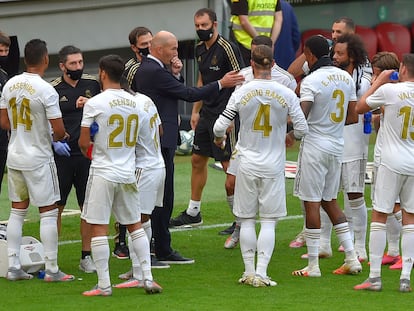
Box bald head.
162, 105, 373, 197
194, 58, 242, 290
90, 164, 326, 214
150, 31, 178, 65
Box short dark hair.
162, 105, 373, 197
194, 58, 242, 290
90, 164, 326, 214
0, 32, 11, 47
195, 8, 217, 22
305, 35, 330, 59
99, 54, 124, 83
128, 26, 152, 45
24, 39, 48, 66
334, 17, 355, 32
334, 33, 367, 68
252, 45, 273, 69
402, 53, 414, 77
251, 35, 272, 48
58, 45, 82, 63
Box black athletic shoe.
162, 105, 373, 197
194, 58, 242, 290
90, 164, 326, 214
218, 222, 236, 235
157, 250, 195, 264
169, 210, 202, 228
112, 243, 130, 259
151, 255, 170, 269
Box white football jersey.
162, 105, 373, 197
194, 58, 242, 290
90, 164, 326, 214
342, 69, 372, 162
81, 88, 142, 183
134, 93, 165, 169
0, 72, 61, 170
214, 79, 308, 178
300, 66, 357, 156
366, 81, 414, 175
237, 64, 297, 91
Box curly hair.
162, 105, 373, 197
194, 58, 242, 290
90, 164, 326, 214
334, 33, 367, 68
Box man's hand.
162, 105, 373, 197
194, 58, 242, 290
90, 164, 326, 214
170, 56, 183, 76
52, 141, 71, 157
219, 71, 245, 88
213, 135, 226, 149
76, 96, 89, 108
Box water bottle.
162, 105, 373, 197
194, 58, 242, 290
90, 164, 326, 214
390, 71, 399, 81
90, 121, 99, 139
364, 111, 372, 134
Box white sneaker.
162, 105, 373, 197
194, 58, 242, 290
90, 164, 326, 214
333, 259, 362, 275
224, 236, 239, 249
79, 255, 97, 273
355, 248, 368, 262
118, 269, 133, 280
238, 273, 254, 285
252, 275, 277, 287
292, 266, 321, 277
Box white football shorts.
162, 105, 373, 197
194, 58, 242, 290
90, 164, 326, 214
7, 161, 60, 207
82, 173, 140, 225
136, 167, 165, 215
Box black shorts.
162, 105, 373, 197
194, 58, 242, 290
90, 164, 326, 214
54, 155, 91, 206
192, 116, 238, 162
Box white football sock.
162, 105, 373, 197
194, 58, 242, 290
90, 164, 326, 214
369, 222, 387, 279
130, 228, 152, 281
128, 235, 142, 280
305, 228, 321, 270
319, 208, 332, 251
186, 200, 200, 216
91, 236, 111, 289
240, 218, 256, 275
40, 209, 59, 273
400, 225, 414, 280
256, 219, 276, 277
386, 213, 401, 256
7, 208, 28, 269
334, 222, 356, 260
343, 195, 354, 241
142, 220, 152, 242
349, 197, 367, 252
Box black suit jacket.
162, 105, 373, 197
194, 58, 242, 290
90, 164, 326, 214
134, 56, 220, 149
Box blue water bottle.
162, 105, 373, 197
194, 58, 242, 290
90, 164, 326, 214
390, 71, 399, 81
364, 111, 372, 134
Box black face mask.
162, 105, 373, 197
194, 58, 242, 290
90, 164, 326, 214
0, 55, 8, 68
196, 27, 214, 42
66, 68, 83, 81
138, 47, 149, 57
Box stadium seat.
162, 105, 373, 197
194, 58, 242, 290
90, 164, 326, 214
355, 25, 378, 61
375, 22, 411, 61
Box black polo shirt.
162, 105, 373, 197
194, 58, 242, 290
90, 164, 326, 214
0, 67, 8, 150
195, 35, 244, 119
51, 74, 100, 156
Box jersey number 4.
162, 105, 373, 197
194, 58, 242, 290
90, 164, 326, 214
253, 103, 272, 137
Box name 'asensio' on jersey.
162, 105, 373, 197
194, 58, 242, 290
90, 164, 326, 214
108, 98, 137, 108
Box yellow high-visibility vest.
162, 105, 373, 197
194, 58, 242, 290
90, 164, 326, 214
231, 0, 278, 50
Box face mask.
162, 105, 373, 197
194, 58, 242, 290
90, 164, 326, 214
138, 47, 149, 57
0, 55, 7, 68
196, 26, 214, 42
66, 68, 83, 81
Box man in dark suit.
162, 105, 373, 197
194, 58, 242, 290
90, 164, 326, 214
134, 30, 244, 264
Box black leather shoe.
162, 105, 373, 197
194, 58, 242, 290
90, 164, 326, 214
218, 222, 236, 235
157, 250, 195, 264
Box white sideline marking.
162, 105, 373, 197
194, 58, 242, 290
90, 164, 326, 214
58, 214, 304, 246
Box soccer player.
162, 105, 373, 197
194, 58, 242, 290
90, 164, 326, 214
370, 52, 402, 270
80, 55, 160, 296
50, 45, 101, 273
291, 35, 361, 278
224, 34, 297, 249
213, 44, 307, 286
354, 54, 414, 292
115, 83, 167, 288
0, 38, 74, 282
313, 33, 372, 261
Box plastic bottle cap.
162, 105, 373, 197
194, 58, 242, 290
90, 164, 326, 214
390, 71, 399, 81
